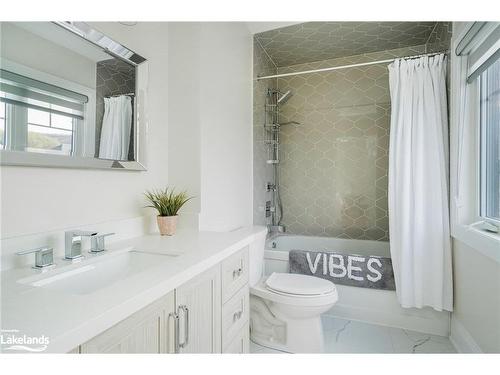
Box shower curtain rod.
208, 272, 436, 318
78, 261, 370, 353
256, 50, 448, 81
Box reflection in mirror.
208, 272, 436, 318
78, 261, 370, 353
1, 68, 89, 156
0, 21, 147, 170
95, 59, 135, 161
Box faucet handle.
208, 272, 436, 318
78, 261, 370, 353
90, 233, 115, 253
17, 246, 55, 270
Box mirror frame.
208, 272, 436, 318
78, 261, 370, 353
0, 21, 149, 171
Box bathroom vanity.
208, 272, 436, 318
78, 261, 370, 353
80, 249, 247, 354
0, 227, 265, 353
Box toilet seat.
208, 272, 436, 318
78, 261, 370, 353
265, 272, 336, 296
250, 275, 338, 307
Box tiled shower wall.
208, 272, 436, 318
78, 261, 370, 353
253, 40, 276, 226
277, 46, 426, 241
253, 23, 451, 240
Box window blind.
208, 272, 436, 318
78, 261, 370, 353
0, 69, 88, 119
455, 22, 500, 83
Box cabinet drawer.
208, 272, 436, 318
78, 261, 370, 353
223, 323, 249, 353
222, 285, 249, 347
221, 246, 249, 303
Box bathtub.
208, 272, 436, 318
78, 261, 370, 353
263, 234, 450, 336
266, 234, 391, 258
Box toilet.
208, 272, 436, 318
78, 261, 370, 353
249, 232, 338, 353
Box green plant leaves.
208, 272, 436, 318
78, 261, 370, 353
144, 187, 193, 217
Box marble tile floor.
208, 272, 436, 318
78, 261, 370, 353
250, 315, 456, 354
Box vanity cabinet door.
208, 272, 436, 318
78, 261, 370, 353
175, 265, 221, 353
80, 292, 175, 354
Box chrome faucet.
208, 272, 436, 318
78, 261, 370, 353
64, 230, 97, 260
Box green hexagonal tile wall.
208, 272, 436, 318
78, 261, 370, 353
253, 22, 452, 241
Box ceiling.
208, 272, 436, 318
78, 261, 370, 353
255, 22, 439, 67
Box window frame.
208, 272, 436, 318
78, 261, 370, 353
478, 64, 500, 225
450, 22, 500, 264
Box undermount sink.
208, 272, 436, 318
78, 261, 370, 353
17, 249, 178, 295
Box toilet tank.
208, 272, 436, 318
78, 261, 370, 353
248, 229, 267, 286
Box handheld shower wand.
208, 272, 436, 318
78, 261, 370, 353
277, 90, 292, 104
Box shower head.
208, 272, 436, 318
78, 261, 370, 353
277, 90, 293, 105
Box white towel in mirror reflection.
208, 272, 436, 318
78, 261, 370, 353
99, 95, 132, 160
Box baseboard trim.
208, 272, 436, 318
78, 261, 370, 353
449, 316, 482, 353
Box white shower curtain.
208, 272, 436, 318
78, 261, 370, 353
388, 54, 453, 312
99, 95, 132, 160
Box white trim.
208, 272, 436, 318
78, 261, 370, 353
449, 315, 483, 353
455, 22, 485, 56
451, 224, 500, 263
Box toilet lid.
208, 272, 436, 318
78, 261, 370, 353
265, 272, 335, 296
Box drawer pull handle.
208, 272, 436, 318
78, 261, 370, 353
232, 267, 243, 279
168, 312, 180, 353
233, 310, 243, 322
178, 305, 189, 349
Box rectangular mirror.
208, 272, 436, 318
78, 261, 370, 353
0, 22, 148, 170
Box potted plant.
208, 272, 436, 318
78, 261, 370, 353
144, 187, 193, 236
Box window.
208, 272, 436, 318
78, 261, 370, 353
451, 22, 499, 259
479, 57, 500, 223
0, 103, 77, 156
27, 108, 75, 155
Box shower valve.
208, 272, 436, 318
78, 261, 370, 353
266, 182, 276, 192
265, 201, 272, 217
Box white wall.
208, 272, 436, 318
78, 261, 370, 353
199, 23, 253, 231
166, 23, 202, 227
451, 240, 500, 352
0, 22, 254, 268
165, 22, 253, 231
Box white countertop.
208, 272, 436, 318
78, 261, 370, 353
0, 226, 267, 353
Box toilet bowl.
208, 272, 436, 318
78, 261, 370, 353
250, 272, 338, 353
248, 230, 338, 353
